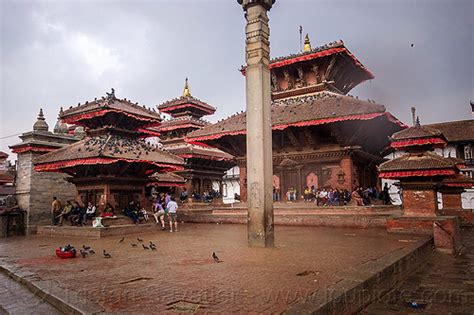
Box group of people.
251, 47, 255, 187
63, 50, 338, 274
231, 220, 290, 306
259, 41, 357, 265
51, 197, 115, 227
272, 183, 392, 206
191, 189, 220, 203
151, 192, 179, 232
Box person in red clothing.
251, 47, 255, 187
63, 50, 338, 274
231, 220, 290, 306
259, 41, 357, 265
100, 203, 114, 218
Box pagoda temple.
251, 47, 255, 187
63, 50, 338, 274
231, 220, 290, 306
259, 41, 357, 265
378, 118, 472, 252
34, 89, 184, 210
156, 79, 235, 197
186, 38, 405, 201
379, 118, 473, 220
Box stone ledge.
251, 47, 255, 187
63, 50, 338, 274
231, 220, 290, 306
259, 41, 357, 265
284, 237, 433, 314
37, 223, 159, 239
0, 260, 104, 314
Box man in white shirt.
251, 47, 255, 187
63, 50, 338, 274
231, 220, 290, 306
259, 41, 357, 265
166, 197, 179, 232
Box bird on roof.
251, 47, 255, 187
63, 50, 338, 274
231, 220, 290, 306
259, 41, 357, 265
142, 244, 150, 250
119, 237, 125, 243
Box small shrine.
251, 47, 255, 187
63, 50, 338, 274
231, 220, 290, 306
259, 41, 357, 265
379, 118, 472, 253
34, 89, 184, 211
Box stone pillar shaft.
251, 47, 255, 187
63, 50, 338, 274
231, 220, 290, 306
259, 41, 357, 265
241, 1, 275, 247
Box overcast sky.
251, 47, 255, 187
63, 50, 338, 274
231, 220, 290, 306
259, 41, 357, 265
1, 0, 473, 159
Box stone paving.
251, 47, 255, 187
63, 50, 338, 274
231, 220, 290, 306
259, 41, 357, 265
0, 224, 427, 313
362, 227, 474, 314
0, 272, 61, 315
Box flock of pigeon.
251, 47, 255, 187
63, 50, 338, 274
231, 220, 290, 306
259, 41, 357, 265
77, 237, 222, 263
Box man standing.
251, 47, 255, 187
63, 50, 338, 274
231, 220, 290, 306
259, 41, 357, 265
167, 196, 178, 233
51, 196, 62, 226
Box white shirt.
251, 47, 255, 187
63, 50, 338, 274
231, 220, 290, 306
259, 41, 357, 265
86, 205, 96, 214
167, 201, 178, 213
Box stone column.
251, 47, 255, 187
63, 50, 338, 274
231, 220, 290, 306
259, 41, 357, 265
238, 0, 275, 247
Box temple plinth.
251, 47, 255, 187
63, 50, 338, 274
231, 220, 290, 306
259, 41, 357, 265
239, 0, 276, 247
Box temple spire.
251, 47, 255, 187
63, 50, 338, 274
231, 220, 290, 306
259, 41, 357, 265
411, 107, 416, 126
33, 108, 49, 132
183, 78, 191, 97
303, 33, 312, 52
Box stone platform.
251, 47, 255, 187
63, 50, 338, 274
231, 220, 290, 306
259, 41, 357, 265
180, 204, 402, 229
0, 224, 431, 313
37, 215, 160, 239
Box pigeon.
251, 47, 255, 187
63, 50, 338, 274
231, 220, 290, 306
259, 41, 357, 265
80, 249, 88, 258
103, 250, 112, 258
410, 43, 414, 47
82, 245, 91, 251
119, 237, 125, 243
137, 238, 143, 242
142, 244, 150, 250
89, 249, 95, 255
150, 246, 157, 251
149, 241, 156, 248
212, 252, 222, 263
131, 243, 138, 247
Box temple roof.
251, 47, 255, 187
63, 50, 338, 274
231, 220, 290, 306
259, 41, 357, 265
378, 151, 457, 178
425, 119, 474, 143
441, 173, 474, 187
34, 134, 184, 172
165, 143, 234, 161
186, 91, 403, 143
390, 125, 444, 141
159, 116, 210, 132
389, 120, 448, 150
61, 90, 160, 127
148, 172, 186, 186
157, 95, 216, 117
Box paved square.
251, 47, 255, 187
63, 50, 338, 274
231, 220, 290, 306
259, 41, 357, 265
0, 224, 427, 313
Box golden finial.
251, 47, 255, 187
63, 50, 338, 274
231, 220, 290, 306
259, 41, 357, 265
183, 77, 191, 97
303, 33, 312, 52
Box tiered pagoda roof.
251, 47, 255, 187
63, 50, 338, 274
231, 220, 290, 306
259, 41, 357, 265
34, 89, 184, 177
186, 91, 404, 155
35, 135, 183, 174
379, 120, 472, 183
187, 38, 404, 157
240, 39, 375, 99
389, 121, 447, 149
61, 88, 162, 137
157, 79, 234, 166
157, 78, 216, 118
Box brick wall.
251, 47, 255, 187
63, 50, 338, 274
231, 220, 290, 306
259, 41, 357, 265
403, 188, 438, 217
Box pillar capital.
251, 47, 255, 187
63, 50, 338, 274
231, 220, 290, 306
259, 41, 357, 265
237, 0, 275, 11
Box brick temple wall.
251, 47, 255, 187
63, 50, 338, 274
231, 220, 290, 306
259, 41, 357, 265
403, 188, 438, 217
16, 152, 77, 226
